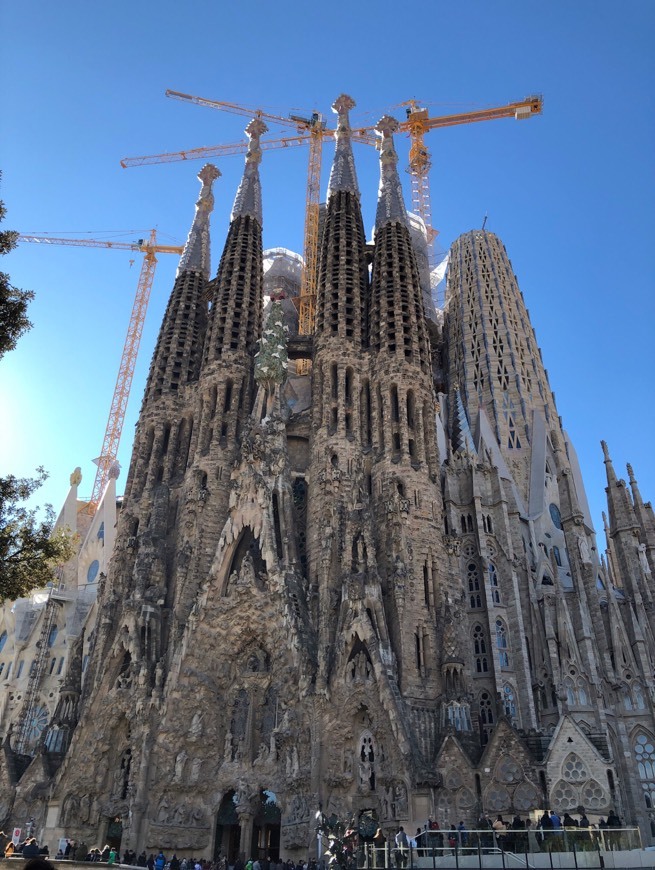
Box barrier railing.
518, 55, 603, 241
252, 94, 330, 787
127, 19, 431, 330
356, 827, 643, 870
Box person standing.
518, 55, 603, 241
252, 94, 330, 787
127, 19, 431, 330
395, 826, 409, 868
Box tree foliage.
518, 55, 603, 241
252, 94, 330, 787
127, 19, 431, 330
0, 468, 75, 603
316, 810, 358, 869
0, 174, 34, 360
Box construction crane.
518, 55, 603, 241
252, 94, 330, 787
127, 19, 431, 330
19, 231, 183, 513
398, 95, 543, 259
121, 92, 541, 333
123, 92, 377, 367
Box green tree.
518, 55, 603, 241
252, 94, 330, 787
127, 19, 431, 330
0, 179, 74, 601
0, 176, 33, 360
0, 469, 75, 602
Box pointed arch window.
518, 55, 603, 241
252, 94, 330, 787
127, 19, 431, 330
634, 683, 647, 710
358, 730, 377, 791
473, 624, 488, 673
495, 618, 510, 668
468, 562, 482, 609
489, 562, 501, 604
553, 546, 562, 567
479, 691, 495, 745
502, 684, 517, 722
634, 733, 655, 810
0, 631, 6, 653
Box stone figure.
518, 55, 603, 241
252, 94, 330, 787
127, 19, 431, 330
577, 536, 591, 564
189, 712, 203, 740
359, 757, 372, 788
638, 543, 651, 575
190, 757, 202, 783
393, 783, 408, 817
173, 750, 187, 782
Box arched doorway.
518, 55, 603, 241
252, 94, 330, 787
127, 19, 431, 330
252, 790, 281, 860
214, 792, 241, 862
106, 816, 123, 851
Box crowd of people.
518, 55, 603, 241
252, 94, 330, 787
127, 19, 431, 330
0, 810, 631, 869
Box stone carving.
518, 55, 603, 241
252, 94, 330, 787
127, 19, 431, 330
392, 782, 408, 818
638, 543, 651, 575
153, 800, 208, 829
286, 793, 309, 824
577, 536, 591, 565
189, 712, 203, 740
281, 823, 309, 850
173, 750, 187, 783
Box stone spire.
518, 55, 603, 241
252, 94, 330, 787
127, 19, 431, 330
141, 170, 215, 405
231, 118, 267, 224
203, 119, 266, 365
375, 115, 408, 229
314, 95, 368, 345
369, 117, 431, 373
601, 440, 617, 485
627, 463, 644, 507
602, 440, 638, 535
327, 94, 359, 199
451, 385, 476, 455
177, 163, 221, 280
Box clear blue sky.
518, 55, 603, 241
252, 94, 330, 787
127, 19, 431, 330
1, 0, 653, 545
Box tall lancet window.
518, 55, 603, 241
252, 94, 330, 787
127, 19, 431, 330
489, 563, 501, 604
357, 730, 377, 791
496, 618, 510, 668
634, 733, 655, 811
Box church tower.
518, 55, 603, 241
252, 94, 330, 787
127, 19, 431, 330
4, 94, 655, 854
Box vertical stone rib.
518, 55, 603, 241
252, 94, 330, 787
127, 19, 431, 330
142, 166, 219, 405
204, 120, 267, 365
369, 117, 430, 373
315, 95, 368, 348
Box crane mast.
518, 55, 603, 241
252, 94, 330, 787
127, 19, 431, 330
19, 230, 183, 512
120, 91, 542, 334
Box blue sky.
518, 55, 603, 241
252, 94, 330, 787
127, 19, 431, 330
1, 0, 653, 544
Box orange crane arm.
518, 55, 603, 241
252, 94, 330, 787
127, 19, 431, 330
399, 95, 543, 134
121, 133, 310, 169
19, 234, 183, 255
19, 230, 182, 512
166, 90, 303, 131
165, 89, 378, 144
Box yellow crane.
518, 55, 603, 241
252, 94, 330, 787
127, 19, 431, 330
19, 231, 183, 512
122, 92, 377, 370
398, 96, 543, 259
120, 92, 542, 337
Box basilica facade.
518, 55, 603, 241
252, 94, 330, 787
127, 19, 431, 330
1, 95, 654, 856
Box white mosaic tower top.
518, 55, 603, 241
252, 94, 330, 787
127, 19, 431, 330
375, 115, 408, 229
176, 163, 221, 281
327, 94, 360, 199
231, 118, 268, 224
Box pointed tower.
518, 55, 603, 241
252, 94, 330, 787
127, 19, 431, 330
124, 164, 220, 506
368, 115, 444, 701
445, 229, 558, 504
168, 121, 268, 629
307, 95, 373, 689
451, 385, 477, 456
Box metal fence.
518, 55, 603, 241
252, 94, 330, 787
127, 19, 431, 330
357, 828, 644, 870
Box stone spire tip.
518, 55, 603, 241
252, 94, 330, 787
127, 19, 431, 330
332, 94, 356, 121
231, 118, 267, 223
374, 114, 408, 229
328, 94, 360, 199
177, 163, 220, 280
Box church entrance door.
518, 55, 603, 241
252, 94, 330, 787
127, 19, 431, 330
106, 817, 123, 851
214, 792, 241, 863
252, 790, 281, 860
